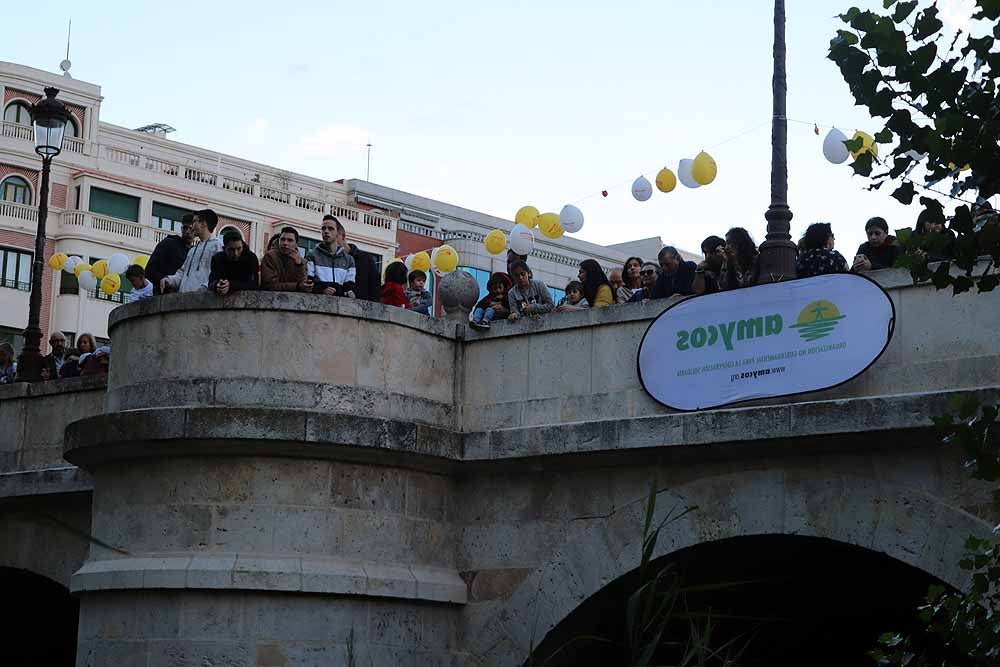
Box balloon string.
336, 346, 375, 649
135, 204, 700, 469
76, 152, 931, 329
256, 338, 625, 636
566, 120, 771, 206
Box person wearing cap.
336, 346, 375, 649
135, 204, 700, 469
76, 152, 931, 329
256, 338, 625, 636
853, 216, 901, 271
146, 213, 196, 295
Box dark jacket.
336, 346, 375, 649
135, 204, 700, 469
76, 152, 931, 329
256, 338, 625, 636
146, 235, 191, 295
796, 248, 848, 278
209, 249, 260, 293
652, 261, 696, 298
627, 286, 655, 302
913, 230, 956, 263
260, 249, 307, 291
856, 237, 901, 270
349, 244, 381, 301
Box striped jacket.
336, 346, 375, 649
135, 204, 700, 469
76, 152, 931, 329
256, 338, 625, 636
306, 243, 356, 293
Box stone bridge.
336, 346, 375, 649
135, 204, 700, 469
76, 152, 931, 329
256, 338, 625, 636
0, 268, 997, 666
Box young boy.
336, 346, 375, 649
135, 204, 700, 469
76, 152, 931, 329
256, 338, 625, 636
555, 280, 589, 311
470, 274, 511, 330
507, 261, 554, 321
405, 270, 433, 315
125, 264, 154, 303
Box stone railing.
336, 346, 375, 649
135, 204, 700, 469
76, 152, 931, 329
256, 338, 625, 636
60, 209, 167, 243
0, 200, 38, 224
1, 120, 33, 142
99, 143, 397, 238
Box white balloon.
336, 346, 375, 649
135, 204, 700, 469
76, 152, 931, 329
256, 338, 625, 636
559, 204, 584, 234
107, 252, 130, 275
508, 224, 535, 256
631, 175, 653, 201
822, 128, 850, 164
678, 159, 701, 189
62, 256, 82, 274
404, 254, 415, 271
78, 269, 98, 291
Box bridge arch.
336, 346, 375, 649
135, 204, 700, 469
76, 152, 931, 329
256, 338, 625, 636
465, 471, 991, 666
0, 567, 79, 666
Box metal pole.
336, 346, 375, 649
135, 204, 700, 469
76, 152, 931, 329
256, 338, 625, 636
366, 143, 372, 181
16, 156, 52, 382
758, 0, 797, 283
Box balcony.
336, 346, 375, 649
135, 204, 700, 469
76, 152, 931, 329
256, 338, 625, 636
59, 209, 168, 246
99, 144, 397, 242
0, 200, 39, 226
2, 121, 85, 154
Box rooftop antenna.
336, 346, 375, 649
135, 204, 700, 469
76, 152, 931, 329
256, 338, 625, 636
59, 20, 72, 78
366, 143, 372, 181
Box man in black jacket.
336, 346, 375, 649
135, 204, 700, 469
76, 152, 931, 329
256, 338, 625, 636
337, 222, 381, 301
146, 214, 195, 294
209, 230, 259, 295
652, 246, 696, 298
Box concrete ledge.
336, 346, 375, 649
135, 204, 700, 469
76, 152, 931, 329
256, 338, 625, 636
70, 555, 467, 604
105, 378, 457, 430
0, 373, 107, 401
464, 387, 1000, 461
107, 290, 458, 339
0, 466, 93, 498
63, 407, 462, 469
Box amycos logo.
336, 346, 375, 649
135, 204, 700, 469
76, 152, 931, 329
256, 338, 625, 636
789, 300, 845, 342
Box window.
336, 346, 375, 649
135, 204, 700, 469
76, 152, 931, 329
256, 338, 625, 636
299, 236, 321, 256
152, 202, 193, 233
0, 326, 24, 355
65, 117, 78, 138
1, 246, 32, 291
89, 187, 139, 222
3, 102, 31, 125
59, 268, 78, 295
459, 266, 492, 300
549, 286, 566, 304
1, 176, 31, 205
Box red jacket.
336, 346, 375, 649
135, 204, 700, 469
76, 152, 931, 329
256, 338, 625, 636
380, 282, 408, 308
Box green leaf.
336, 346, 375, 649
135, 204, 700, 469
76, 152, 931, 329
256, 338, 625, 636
951, 394, 980, 420
911, 42, 937, 74
891, 0, 918, 22
974, 0, 1000, 20
952, 275, 975, 294
874, 128, 894, 143
979, 273, 1000, 292
839, 7, 862, 22
891, 182, 916, 204
851, 152, 875, 176
844, 136, 864, 154
831, 30, 859, 48
895, 226, 913, 243
913, 6, 943, 40
931, 261, 952, 289
883, 0, 897, 7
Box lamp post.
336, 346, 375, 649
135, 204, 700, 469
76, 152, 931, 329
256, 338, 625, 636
16, 87, 70, 382
757, 0, 798, 283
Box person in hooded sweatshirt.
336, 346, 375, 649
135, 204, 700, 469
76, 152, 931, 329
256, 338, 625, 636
146, 213, 195, 294
307, 215, 356, 297
209, 230, 260, 295
160, 209, 224, 293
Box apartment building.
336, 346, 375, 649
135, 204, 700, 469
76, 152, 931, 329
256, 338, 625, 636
0, 61, 397, 350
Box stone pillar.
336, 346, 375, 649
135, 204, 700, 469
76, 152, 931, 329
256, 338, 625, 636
438, 270, 480, 325
65, 293, 468, 666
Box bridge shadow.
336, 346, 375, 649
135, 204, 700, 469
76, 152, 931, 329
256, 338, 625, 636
527, 534, 960, 667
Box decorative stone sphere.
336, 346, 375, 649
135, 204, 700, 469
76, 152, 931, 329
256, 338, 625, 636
439, 270, 480, 321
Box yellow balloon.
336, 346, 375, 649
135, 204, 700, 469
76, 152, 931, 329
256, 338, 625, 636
948, 162, 971, 172
132, 255, 150, 269
691, 151, 718, 186
537, 212, 564, 239
73, 262, 92, 278
91, 259, 108, 279
48, 252, 68, 271
100, 273, 121, 295
411, 251, 431, 272
849, 131, 878, 159
434, 244, 459, 273
484, 229, 507, 255
655, 167, 677, 193
516, 206, 540, 228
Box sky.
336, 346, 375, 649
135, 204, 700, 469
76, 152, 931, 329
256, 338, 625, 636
2, 0, 980, 257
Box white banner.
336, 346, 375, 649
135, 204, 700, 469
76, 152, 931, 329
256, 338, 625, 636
638, 274, 895, 411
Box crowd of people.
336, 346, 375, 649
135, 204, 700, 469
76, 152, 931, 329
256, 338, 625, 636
0, 208, 931, 383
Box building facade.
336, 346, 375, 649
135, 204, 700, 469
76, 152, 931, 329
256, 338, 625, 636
0, 61, 398, 350
344, 179, 696, 306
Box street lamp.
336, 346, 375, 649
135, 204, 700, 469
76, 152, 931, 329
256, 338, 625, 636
16, 87, 70, 382
756, 0, 798, 283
